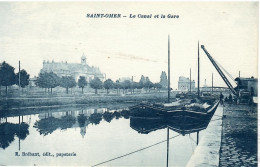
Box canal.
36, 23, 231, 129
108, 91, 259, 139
0, 106, 210, 166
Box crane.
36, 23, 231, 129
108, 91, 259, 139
201, 45, 238, 96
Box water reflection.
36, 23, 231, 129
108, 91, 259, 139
31, 108, 212, 144
77, 113, 88, 127
89, 113, 103, 125
60, 115, 76, 130
130, 116, 210, 136
31, 109, 147, 138
0, 106, 216, 166
33, 112, 77, 136
0, 116, 29, 149
0, 123, 16, 149
16, 122, 29, 140
0, 107, 212, 151
34, 117, 59, 136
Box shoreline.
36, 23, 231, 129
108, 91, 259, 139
0, 92, 174, 117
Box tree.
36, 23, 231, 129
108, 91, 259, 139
0, 61, 16, 96
47, 72, 60, 94
154, 83, 162, 92
139, 75, 146, 85
15, 69, 30, 94
122, 80, 131, 94
131, 82, 139, 94
137, 81, 144, 90
114, 80, 121, 94
89, 77, 103, 94
138, 75, 146, 92
35, 72, 60, 94
78, 76, 88, 94
60, 76, 76, 94
35, 72, 49, 93
103, 79, 114, 94
140, 76, 152, 92
144, 80, 154, 92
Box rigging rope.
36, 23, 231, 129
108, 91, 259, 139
212, 56, 236, 83
92, 134, 180, 167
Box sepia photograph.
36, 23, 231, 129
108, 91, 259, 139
0, 1, 258, 166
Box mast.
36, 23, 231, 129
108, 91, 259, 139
212, 73, 213, 94
190, 68, 191, 93
197, 41, 200, 97
19, 60, 21, 92
197, 131, 199, 145
168, 35, 170, 103
19, 116, 21, 151
166, 127, 169, 167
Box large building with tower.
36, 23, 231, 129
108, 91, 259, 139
40, 54, 105, 82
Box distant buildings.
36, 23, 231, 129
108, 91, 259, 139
160, 71, 168, 88
178, 76, 195, 91
118, 77, 131, 82
40, 54, 105, 82
29, 76, 37, 87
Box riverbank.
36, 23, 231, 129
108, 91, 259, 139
219, 104, 257, 166
0, 92, 175, 112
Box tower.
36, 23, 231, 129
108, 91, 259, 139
81, 53, 86, 64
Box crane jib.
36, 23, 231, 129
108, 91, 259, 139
201, 45, 238, 96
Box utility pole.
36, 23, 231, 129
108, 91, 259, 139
168, 35, 171, 103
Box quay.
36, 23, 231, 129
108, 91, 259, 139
219, 104, 257, 166
186, 104, 257, 167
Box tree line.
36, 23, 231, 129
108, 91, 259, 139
0, 61, 29, 95
0, 61, 163, 96
35, 72, 163, 94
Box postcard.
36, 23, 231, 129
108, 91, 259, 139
0, 2, 258, 166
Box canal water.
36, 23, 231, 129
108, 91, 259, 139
0, 107, 209, 166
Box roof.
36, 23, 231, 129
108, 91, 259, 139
235, 77, 258, 82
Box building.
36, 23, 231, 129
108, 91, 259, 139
118, 77, 131, 82
235, 77, 258, 96
29, 76, 37, 87
40, 54, 105, 82
160, 71, 168, 88
178, 76, 195, 91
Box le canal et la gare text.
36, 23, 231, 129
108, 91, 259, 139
86, 13, 179, 19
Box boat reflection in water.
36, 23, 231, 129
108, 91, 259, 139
130, 115, 211, 137
129, 105, 217, 167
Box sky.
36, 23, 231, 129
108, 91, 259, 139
0, 2, 258, 89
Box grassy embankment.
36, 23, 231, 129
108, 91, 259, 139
0, 91, 176, 111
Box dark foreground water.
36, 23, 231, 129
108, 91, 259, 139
0, 107, 208, 166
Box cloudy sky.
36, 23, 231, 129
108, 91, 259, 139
0, 2, 258, 89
